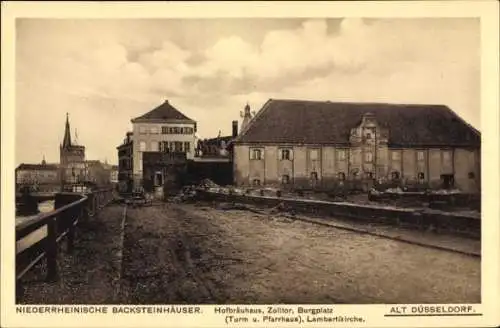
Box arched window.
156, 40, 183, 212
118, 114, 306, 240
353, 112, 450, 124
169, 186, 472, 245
282, 174, 290, 184
391, 171, 400, 180
338, 172, 346, 181
418, 172, 425, 180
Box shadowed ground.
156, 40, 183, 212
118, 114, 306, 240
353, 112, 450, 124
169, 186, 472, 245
18, 202, 480, 304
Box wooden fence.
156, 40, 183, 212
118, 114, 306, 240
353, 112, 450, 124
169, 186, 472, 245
15, 189, 114, 290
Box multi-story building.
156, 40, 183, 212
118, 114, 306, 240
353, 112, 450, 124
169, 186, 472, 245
15, 158, 59, 191
233, 99, 481, 193
130, 100, 197, 188
110, 165, 119, 185
60, 113, 86, 186
117, 131, 134, 193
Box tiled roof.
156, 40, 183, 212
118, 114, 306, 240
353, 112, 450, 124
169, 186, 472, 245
16, 163, 59, 171
235, 99, 480, 147
131, 100, 195, 123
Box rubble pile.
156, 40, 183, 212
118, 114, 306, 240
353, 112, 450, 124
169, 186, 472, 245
171, 186, 198, 203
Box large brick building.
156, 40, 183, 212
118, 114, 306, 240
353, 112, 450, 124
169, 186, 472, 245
130, 100, 197, 189
233, 99, 481, 193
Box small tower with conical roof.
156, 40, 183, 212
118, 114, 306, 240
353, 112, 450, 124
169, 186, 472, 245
240, 102, 253, 133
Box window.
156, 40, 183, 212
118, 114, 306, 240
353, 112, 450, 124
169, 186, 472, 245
392, 151, 401, 161
366, 133, 372, 139
139, 127, 147, 135
184, 142, 191, 153
280, 148, 292, 160
250, 148, 263, 160
252, 179, 261, 186
310, 171, 318, 180
337, 149, 346, 161
310, 149, 319, 161
417, 151, 425, 161
150, 127, 159, 134
161, 127, 168, 134
282, 175, 290, 184
391, 171, 400, 180
338, 172, 346, 181
173, 142, 182, 152
365, 151, 373, 163
150, 142, 158, 152
139, 141, 146, 151
418, 172, 425, 180
138, 159, 143, 172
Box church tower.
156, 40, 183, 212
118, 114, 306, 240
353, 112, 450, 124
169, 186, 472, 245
59, 113, 86, 186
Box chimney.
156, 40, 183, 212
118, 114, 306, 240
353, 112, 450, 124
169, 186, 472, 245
232, 120, 238, 137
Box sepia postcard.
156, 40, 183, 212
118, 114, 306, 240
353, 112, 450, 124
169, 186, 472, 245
1, 1, 499, 327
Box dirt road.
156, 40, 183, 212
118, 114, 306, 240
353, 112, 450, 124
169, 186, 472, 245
119, 202, 480, 304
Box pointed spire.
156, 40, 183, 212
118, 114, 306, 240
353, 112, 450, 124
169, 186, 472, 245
42, 155, 46, 165
62, 112, 72, 149
240, 102, 252, 133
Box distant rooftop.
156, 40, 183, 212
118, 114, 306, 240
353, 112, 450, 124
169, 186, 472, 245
16, 163, 59, 171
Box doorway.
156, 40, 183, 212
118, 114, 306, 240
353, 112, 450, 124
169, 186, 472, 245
440, 174, 455, 189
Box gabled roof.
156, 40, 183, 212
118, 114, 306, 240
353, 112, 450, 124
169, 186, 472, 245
16, 163, 59, 171
131, 100, 195, 123
235, 99, 480, 147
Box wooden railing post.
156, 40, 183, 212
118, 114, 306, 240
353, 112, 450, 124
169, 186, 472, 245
67, 207, 76, 254
46, 217, 58, 282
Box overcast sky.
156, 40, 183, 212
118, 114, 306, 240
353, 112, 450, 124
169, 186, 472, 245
16, 18, 480, 165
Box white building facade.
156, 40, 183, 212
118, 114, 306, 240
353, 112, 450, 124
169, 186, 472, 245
130, 100, 197, 188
